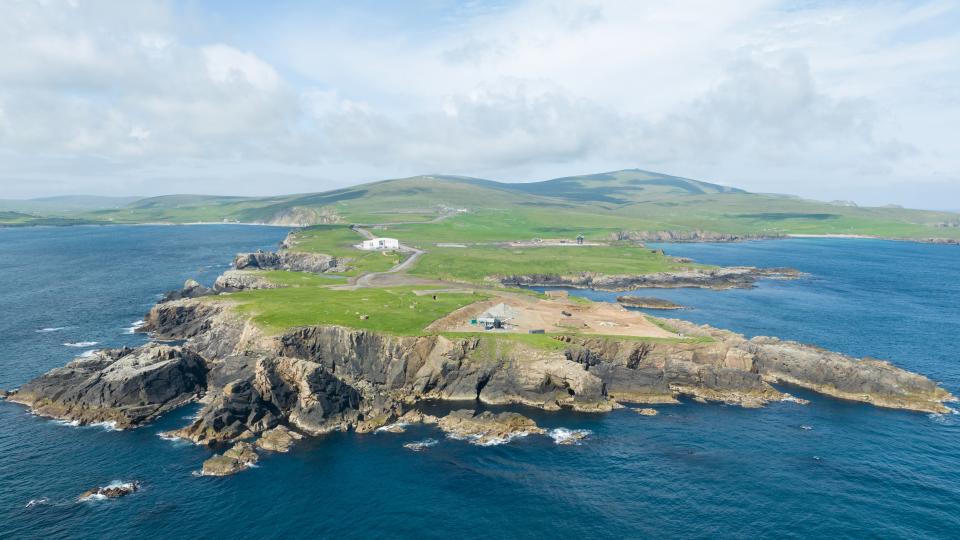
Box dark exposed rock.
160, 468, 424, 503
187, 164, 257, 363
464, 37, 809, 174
233, 250, 340, 273
201, 442, 259, 476
437, 409, 544, 445
79, 481, 140, 501
161, 279, 213, 303
8, 345, 206, 428
616, 296, 684, 309
213, 270, 281, 292
501, 267, 801, 291
611, 230, 785, 243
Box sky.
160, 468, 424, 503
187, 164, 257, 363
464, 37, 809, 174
0, 0, 958, 209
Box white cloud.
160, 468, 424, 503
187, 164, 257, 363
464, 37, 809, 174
0, 0, 957, 207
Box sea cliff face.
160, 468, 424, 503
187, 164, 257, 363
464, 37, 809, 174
501, 267, 800, 291
4, 289, 954, 474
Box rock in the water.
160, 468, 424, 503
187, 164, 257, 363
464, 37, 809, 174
546, 428, 591, 445
437, 409, 545, 446
255, 426, 303, 453
616, 296, 684, 310
78, 481, 140, 501
7, 344, 206, 428
634, 408, 659, 416
202, 442, 259, 476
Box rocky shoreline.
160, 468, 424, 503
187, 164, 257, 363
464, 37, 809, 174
616, 296, 685, 309
2, 254, 954, 477
501, 266, 801, 291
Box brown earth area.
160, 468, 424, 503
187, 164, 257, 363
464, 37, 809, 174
426, 293, 679, 338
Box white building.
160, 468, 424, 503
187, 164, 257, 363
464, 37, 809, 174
358, 237, 400, 251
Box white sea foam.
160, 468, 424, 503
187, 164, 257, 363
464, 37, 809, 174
52, 418, 81, 427
25, 498, 49, 508
36, 326, 69, 333
800, 425, 814, 431
403, 438, 438, 451
448, 431, 532, 446
122, 320, 145, 334
90, 421, 121, 432
64, 341, 98, 348
547, 427, 592, 445
79, 350, 98, 358
375, 422, 409, 434
77, 480, 138, 502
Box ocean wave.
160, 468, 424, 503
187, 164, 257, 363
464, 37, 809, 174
375, 422, 409, 434
64, 341, 98, 348
90, 421, 121, 432
447, 431, 533, 446
79, 350, 98, 358
25, 498, 49, 508
52, 418, 81, 427
800, 425, 814, 431
122, 320, 145, 335
547, 428, 592, 445
77, 480, 139, 502
36, 326, 69, 333
403, 438, 438, 451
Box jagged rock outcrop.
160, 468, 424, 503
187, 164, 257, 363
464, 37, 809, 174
213, 270, 282, 291
256, 426, 304, 452
233, 250, 341, 274
201, 442, 259, 476
616, 296, 684, 309
437, 409, 545, 445
161, 279, 213, 302
8, 345, 206, 428
10, 286, 955, 477
78, 481, 140, 501
501, 267, 800, 291
611, 230, 785, 243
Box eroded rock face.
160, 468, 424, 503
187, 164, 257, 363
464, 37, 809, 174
8, 345, 206, 428
501, 267, 800, 291
161, 279, 213, 302
256, 426, 304, 452
437, 410, 545, 445
213, 270, 282, 292
616, 296, 684, 310
610, 230, 785, 243
202, 442, 259, 476
233, 250, 340, 274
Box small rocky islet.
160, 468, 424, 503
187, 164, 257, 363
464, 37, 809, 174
2, 244, 956, 478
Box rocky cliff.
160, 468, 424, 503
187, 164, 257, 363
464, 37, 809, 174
501, 267, 800, 291
6, 293, 954, 475
233, 250, 342, 274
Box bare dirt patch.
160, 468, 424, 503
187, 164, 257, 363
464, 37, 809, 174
426, 293, 679, 338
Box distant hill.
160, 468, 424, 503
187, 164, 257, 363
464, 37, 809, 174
3, 169, 959, 241
0, 195, 141, 214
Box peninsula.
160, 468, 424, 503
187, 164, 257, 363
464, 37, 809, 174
3, 216, 954, 476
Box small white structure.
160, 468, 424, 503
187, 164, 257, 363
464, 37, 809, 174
476, 303, 519, 326
358, 237, 400, 251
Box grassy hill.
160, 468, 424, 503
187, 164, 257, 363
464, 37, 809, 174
3, 169, 958, 241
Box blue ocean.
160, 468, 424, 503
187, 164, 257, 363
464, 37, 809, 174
1, 227, 958, 539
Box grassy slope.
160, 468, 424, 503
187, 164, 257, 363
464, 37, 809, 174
9, 169, 959, 240
223, 285, 487, 335
287, 225, 406, 276
409, 245, 704, 284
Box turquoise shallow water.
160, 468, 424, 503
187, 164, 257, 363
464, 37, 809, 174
1, 228, 958, 539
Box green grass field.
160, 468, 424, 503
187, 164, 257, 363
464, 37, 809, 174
222, 286, 487, 335
7, 169, 958, 241
409, 244, 708, 283
286, 225, 406, 276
